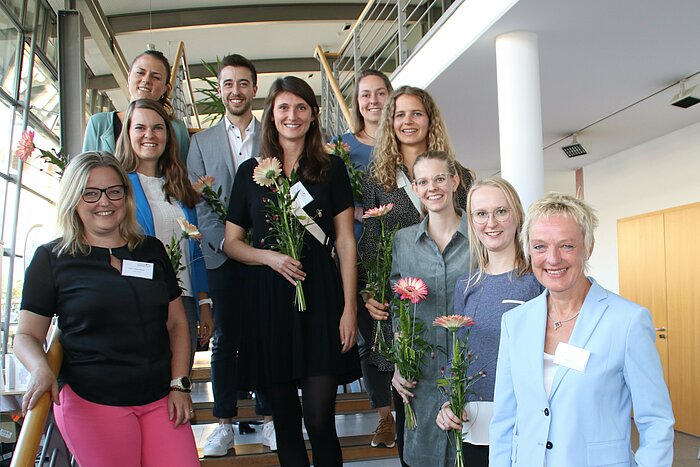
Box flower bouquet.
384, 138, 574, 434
165, 218, 203, 288
385, 277, 432, 430
325, 136, 364, 203
252, 157, 307, 311
359, 203, 398, 352
192, 175, 228, 223
15, 129, 67, 178
433, 314, 483, 467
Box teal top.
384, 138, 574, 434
82, 111, 190, 165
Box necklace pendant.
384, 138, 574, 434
553, 320, 562, 331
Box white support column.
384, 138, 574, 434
495, 31, 544, 209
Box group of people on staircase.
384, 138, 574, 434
14, 47, 675, 467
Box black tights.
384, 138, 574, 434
260, 375, 342, 467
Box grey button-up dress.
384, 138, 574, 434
391, 212, 470, 467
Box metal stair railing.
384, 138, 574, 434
315, 0, 461, 136
169, 41, 201, 130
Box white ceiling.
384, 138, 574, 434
79, 0, 700, 175
427, 0, 700, 173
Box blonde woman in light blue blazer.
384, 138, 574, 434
490, 192, 674, 467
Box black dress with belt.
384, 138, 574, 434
228, 155, 361, 389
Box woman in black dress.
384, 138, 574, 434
223, 76, 360, 467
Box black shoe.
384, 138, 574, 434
237, 422, 256, 434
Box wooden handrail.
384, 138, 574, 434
10, 330, 63, 467
169, 41, 202, 129
169, 41, 185, 99
314, 45, 355, 134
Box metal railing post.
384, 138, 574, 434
397, 0, 408, 64
58, 9, 85, 159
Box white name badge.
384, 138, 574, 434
553, 342, 590, 372
121, 260, 154, 280
291, 181, 313, 208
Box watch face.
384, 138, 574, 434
182, 376, 191, 389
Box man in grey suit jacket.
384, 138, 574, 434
188, 54, 275, 456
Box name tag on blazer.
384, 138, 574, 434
554, 342, 590, 372
122, 260, 154, 280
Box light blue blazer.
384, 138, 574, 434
490, 279, 674, 467
128, 173, 209, 309
82, 111, 190, 165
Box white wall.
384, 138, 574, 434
585, 121, 700, 292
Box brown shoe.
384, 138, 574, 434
370, 412, 396, 448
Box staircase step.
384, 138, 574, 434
192, 392, 373, 425
199, 434, 397, 466
190, 366, 211, 382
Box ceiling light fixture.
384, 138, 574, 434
561, 133, 588, 158
670, 79, 700, 108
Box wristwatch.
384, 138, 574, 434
170, 376, 192, 393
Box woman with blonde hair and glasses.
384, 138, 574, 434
360, 85, 474, 465
14, 151, 199, 466
436, 177, 543, 466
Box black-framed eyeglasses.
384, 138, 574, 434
82, 185, 126, 203
471, 207, 511, 224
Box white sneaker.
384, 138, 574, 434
203, 423, 235, 457
261, 420, 277, 451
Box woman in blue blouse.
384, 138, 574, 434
437, 177, 543, 466
83, 50, 190, 164
115, 98, 212, 365
339, 69, 395, 446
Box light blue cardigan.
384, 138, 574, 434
128, 173, 208, 310
83, 111, 190, 165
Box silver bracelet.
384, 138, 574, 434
198, 298, 213, 308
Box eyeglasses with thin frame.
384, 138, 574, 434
81, 185, 126, 203
471, 207, 511, 224
412, 173, 451, 188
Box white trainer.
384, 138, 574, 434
202, 423, 235, 457
261, 420, 277, 451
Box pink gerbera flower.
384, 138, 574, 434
363, 203, 394, 219
16, 130, 36, 161
253, 158, 282, 187
192, 175, 215, 193
393, 277, 428, 304
433, 315, 475, 332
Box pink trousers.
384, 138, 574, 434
53, 385, 200, 467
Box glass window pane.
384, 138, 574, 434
0, 97, 15, 175
0, 0, 24, 23
1, 185, 56, 346
43, 10, 56, 67
0, 7, 20, 95
22, 0, 34, 30
18, 45, 59, 134
29, 56, 59, 133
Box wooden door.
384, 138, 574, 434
663, 205, 700, 436
617, 213, 669, 383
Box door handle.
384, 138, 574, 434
655, 327, 667, 332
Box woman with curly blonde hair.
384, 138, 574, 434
359, 85, 474, 466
